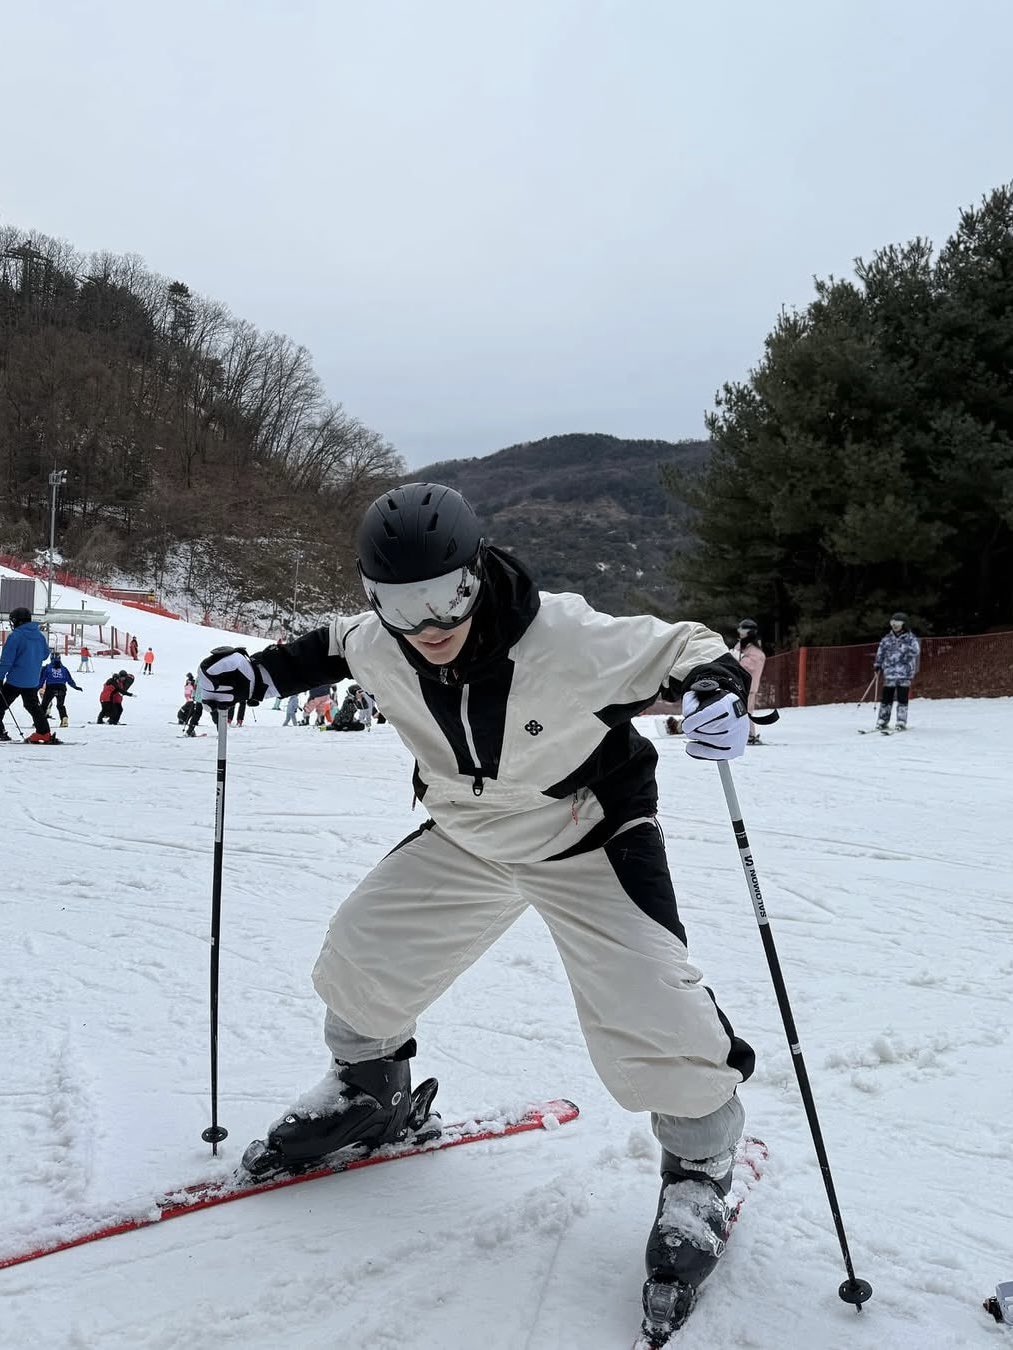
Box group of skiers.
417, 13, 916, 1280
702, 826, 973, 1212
670, 612, 920, 740
0, 608, 148, 740
291, 683, 378, 731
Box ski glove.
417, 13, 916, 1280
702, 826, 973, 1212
681, 682, 749, 760
199, 647, 272, 707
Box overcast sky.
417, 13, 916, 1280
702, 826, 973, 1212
3, 0, 1011, 468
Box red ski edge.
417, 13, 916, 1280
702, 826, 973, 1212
0, 1098, 579, 1271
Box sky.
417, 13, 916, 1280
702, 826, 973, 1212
3, 0, 1012, 468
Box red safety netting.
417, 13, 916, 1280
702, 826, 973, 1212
757, 631, 1013, 708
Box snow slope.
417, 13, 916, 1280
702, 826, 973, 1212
1, 574, 1010, 1349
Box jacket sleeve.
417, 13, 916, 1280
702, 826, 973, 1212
556, 601, 745, 722
874, 636, 886, 670
253, 621, 356, 698
909, 635, 921, 674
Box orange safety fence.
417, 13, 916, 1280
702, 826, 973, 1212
0, 552, 180, 619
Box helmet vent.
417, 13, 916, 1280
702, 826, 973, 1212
421, 490, 433, 506
426, 512, 439, 533
382, 520, 397, 538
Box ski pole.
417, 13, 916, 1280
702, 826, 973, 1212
202, 707, 230, 1155
3, 698, 25, 738
855, 675, 876, 710
713, 756, 873, 1312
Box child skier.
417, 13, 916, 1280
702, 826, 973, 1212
874, 612, 920, 731
199, 483, 756, 1338
39, 652, 83, 727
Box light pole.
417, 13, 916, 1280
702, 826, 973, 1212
290, 549, 303, 630
46, 468, 68, 618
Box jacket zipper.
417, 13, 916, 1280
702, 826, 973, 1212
459, 684, 485, 796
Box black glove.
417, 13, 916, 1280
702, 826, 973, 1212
678, 653, 750, 701
198, 647, 269, 707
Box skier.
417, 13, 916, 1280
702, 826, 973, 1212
97, 670, 135, 724
177, 673, 197, 725
142, 647, 155, 675
356, 687, 377, 731
129, 636, 139, 661
0, 608, 52, 743
199, 483, 757, 1329
327, 684, 367, 731
731, 619, 767, 745
39, 652, 83, 727
77, 644, 93, 672
282, 692, 302, 726
183, 678, 205, 736
874, 612, 920, 731
301, 683, 332, 726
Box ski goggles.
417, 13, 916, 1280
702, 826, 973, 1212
359, 561, 483, 635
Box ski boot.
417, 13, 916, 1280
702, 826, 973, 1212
640, 1148, 736, 1346
241, 1043, 439, 1179
60, 717, 69, 728
26, 731, 54, 744
0, 727, 11, 742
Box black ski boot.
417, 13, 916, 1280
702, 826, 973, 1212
241, 1041, 439, 1179
640, 1148, 736, 1346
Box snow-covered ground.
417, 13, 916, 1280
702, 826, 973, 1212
1, 569, 1011, 1349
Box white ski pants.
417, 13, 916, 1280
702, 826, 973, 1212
312, 820, 751, 1160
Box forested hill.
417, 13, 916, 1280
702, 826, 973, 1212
413, 433, 710, 615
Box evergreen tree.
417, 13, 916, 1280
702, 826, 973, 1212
670, 185, 1013, 642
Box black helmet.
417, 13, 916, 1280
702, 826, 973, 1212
890, 612, 907, 625
51, 652, 62, 665
357, 483, 485, 635
358, 483, 483, 583
737, 618, 758, 632
9, 607, 31, 628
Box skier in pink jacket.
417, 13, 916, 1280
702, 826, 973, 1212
731, 619, 766, 745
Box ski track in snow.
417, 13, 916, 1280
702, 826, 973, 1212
1, 569, 1011, 1347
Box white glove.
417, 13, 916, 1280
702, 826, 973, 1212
681, 686, 749, 760
198, 648, 265, 706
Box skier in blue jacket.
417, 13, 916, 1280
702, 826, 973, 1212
874, 611, 921, 731
39, 653, 83, 728
0, 608, 53, 742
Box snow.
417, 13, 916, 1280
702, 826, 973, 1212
2, 567, 1012, 1347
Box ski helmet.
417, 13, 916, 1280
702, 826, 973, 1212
51, 652, 62, 666
357, 483, 485, 635
9, 607, 31, 628
890, 611, 907, 626
737, 618, 758, 633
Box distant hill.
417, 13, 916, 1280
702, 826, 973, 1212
412, 433, 710, 615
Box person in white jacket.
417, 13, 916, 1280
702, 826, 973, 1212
199, 483, 756, 1322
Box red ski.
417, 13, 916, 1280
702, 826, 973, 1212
0, 1098, 578, 1271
